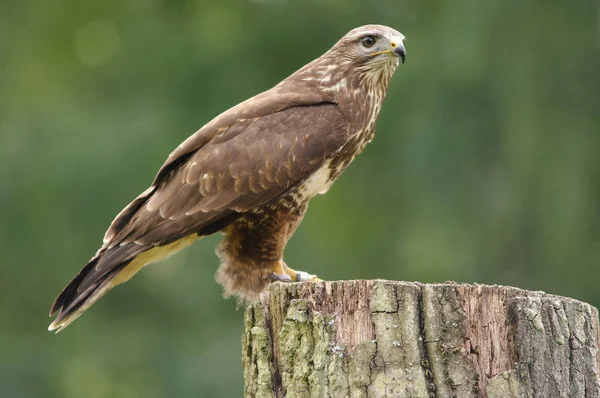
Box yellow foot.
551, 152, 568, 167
282, 262, 322, 282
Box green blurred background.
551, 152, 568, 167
1, 0, 599, 396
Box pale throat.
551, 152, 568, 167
326, 61, 397, 126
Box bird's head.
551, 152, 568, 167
331, 25, 406, 68
284, 24, 406, 101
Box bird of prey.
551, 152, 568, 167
48, 24, 406, 332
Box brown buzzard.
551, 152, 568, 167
49, 24, 406, 332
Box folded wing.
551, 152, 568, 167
49, 98, 349, 328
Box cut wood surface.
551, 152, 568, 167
242, 280, 600, 398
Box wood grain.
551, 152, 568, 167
242, 280, 600, 398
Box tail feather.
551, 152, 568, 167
48, 252, 131, 333
48, 235, 199, 332
48, 275, 117, 333
49, 256, 100, 317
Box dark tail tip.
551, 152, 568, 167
50, 257, 100, 317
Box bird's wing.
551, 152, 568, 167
49, 88, 349, 326
104, 101, 349, 250
66, 97, 349, 292
102, 84, 342, 247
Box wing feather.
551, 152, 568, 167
102, 81, 346, 254
50, 91, 348, 329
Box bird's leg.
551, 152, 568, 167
282, 261, 321, 282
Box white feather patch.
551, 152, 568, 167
300, 161, 334, 197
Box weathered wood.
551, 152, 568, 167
242, 280, 600, 398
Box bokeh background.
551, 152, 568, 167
1, 0, 599, 396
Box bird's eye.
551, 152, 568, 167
361, 35, 376, 48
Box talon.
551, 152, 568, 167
269, 273, 292, 282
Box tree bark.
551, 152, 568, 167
242, 280, 600, 398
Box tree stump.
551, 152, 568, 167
242, 280, 600, 398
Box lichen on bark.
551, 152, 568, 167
242, 280, 600, 398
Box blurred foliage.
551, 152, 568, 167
1, 0, 599, 396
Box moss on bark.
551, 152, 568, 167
242, 280, 600, 398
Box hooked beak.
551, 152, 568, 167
390, 40, 406, 64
